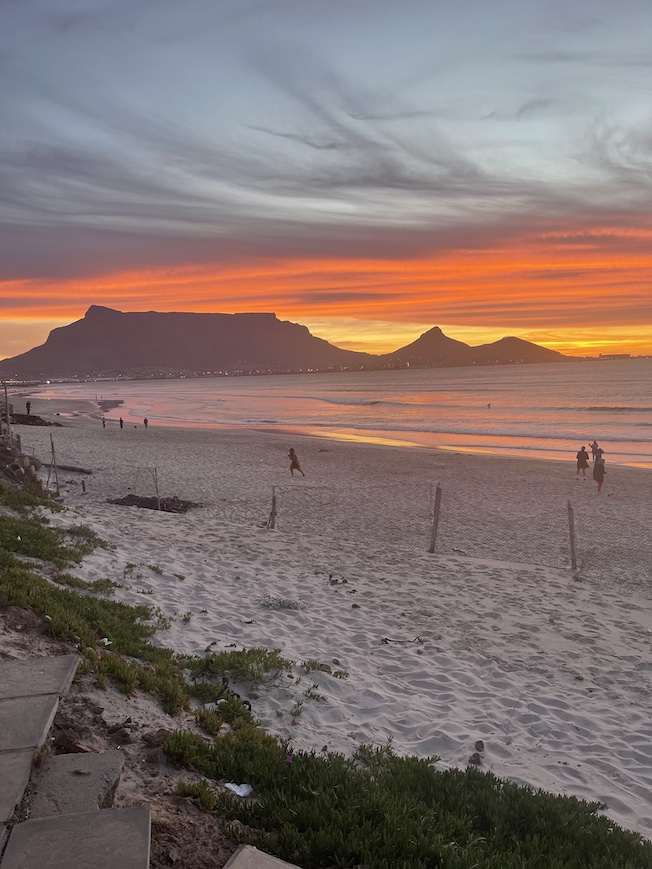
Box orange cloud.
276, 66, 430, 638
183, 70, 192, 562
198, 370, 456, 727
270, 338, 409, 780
2, 219, 651, 358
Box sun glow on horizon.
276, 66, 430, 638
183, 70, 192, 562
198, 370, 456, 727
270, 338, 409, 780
2, 220, 651, 359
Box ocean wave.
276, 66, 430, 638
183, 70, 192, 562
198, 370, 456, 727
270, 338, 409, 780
311, 396, 406, 408
586, 406, 652, 413
302, 420, 652, 446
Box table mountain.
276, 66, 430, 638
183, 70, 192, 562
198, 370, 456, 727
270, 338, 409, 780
0, 307, 565, 378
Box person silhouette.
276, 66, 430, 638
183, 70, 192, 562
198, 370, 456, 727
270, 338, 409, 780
593, 450, 606, 493
119, 417, 124, 430
576, 446, 590, 478
288, 448, 305, 476
589, 440, 600, 462
143, 418, 148, 429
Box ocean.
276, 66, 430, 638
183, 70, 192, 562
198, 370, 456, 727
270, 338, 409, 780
31, 359, 652, 468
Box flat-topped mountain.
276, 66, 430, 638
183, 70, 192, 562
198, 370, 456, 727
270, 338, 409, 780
0, 306, 566, 378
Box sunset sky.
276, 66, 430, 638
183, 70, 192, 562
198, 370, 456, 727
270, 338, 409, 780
1, 0, 651, 359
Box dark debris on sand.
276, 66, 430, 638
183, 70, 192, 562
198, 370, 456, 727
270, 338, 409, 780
11, 414, 63, 427
108, 494, 201, 513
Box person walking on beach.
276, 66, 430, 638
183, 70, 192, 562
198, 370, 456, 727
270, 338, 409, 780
590, 440, 600, 462
593, 449, 606, 493
576, 446, 590, 478
119, 417, 124, 430
288, 448, 305, 477
143, 418, 148, 430
101, 417, 106, 429
25, 401, 31, 415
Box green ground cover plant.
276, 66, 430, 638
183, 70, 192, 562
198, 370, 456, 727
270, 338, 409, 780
0, 480, 62, 515
165, 735, 652, 869
54, 573, 123, 594
181, 647, 293, 688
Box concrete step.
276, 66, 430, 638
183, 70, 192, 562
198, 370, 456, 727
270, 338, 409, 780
0, 806, 151, 869
29, 750, 125, 819
0, 655, 79, 827
224, 845, 302, 869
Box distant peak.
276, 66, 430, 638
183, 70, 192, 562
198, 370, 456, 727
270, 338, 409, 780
85, 305, 120, 317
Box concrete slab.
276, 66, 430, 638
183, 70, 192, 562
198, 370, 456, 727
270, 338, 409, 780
0, 695, 58, 752
0, 655, 79, 700
223, 845, 302, 869
0, 750, 34, 823
30, 750, 125, 819
1, 805, 151, 869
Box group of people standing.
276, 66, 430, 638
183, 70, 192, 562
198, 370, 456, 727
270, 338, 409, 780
101, 417, 148, 430
576, 440, 606, 492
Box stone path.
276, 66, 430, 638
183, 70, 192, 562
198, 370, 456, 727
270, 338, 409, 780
0, 655, 298, 868
0, 654, 151, 868
0, 655, 79, 829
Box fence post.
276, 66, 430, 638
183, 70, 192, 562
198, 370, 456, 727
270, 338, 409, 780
50, 434, 60, 497
567, 500, 577, 570
153, 467, 161, 511
267, 486, 277, 529
427, 483, 442, 553
2, 380, 12, 444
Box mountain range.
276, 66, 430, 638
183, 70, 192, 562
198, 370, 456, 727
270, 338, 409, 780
0, 305, 567, 378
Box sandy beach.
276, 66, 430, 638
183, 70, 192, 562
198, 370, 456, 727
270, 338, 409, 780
10, 395, 652, 839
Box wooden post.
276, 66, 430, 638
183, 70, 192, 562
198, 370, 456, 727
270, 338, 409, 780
567, 500, 577, 571
2, 380, 12, 444
50, 434, 60, 497
153, 467, 161, 511
267, 486, 277, 529
427, 483, 442, 553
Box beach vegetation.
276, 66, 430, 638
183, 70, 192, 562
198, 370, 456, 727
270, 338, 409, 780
303, 683, 326, 702
0, 480, 62, 515
290, 699, 304, 717
181, 610, 192, 623
176, 779, 218, 811
148, 563, 164, 575
64, 523, 114, 552
332, 669, 349, 679
301, 658, 321, 673
165, 731, 652, 869
181, 647, 293, 688
0, 513, 99, 568
173, 572, 186, 581
53, 573, 123, 594
258, 593, 305, 611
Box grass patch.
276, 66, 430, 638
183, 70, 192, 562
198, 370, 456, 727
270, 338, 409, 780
165, 733, 652, 869
0, 513, 88, 568
64, 523, 115, 553
0, 480, 61, 515
182, 648, 293, 688
54, 574, 123, 594
0, 513, 188, 714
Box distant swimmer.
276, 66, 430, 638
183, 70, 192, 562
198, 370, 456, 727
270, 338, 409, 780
288, 448, 305, 477
576, 446, 589, 479
593, 450, 606, 493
